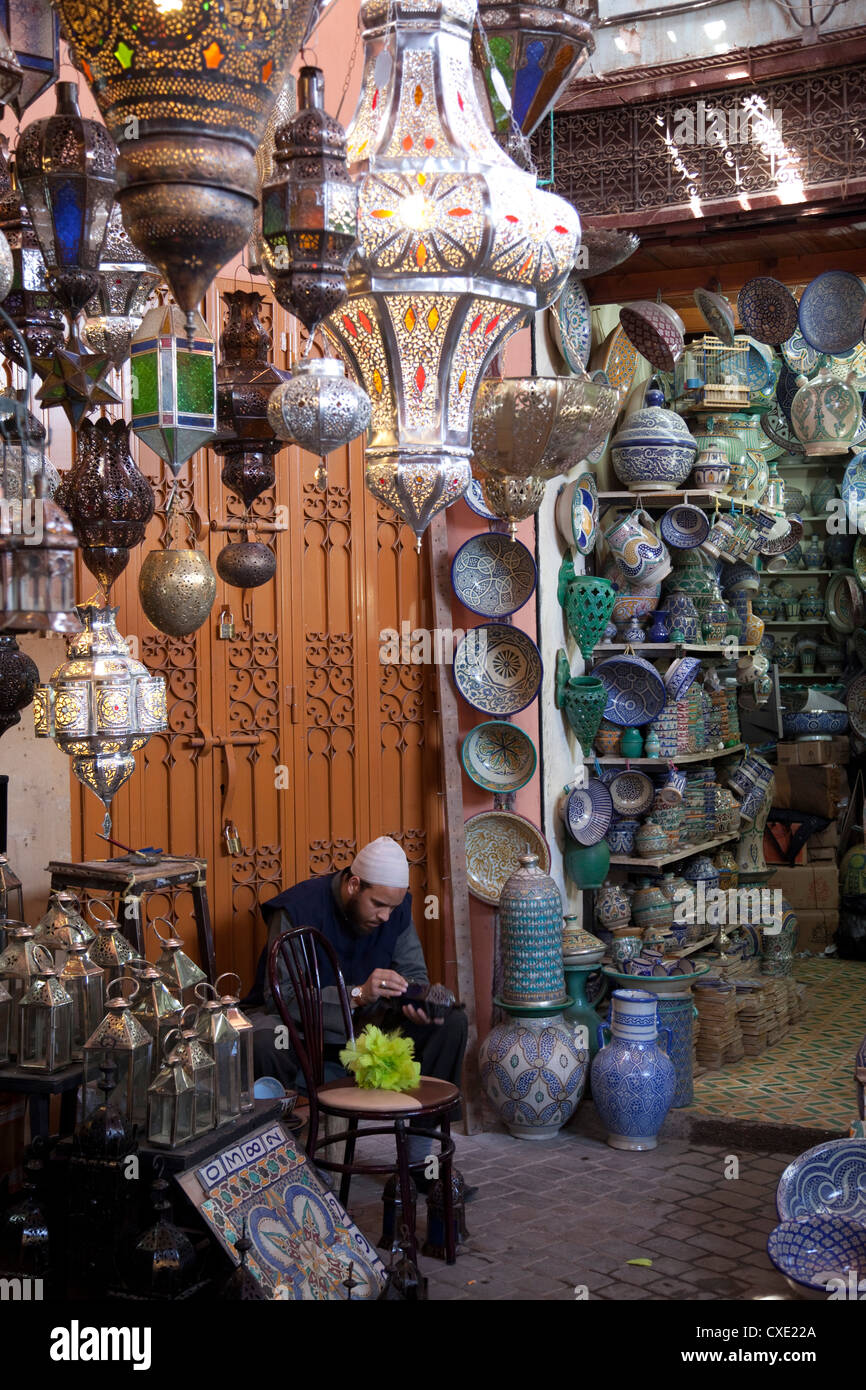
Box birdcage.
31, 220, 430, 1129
673, 336, 751, 409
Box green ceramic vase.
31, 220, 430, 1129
560, 676, 608, 757
620, 727, 643, 757
562, 576, 617, 659
564, 837, 610, 890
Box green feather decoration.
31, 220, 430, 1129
340, 1025, 421, 1092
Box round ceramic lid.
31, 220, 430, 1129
610, 385, 697, 452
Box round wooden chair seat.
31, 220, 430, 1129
317, 1075, 459, 1119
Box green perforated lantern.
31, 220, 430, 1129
130, 302, 216, 477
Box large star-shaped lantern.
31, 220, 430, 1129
35, 337, 121, 428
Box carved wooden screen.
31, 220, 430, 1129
69, 276, 446, 991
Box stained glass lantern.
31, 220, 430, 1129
17, 944, 73, 1072
248, 74, 296, 277
85, 898, 135, 988
0, 918, 38, 1057
60, 940, 104, 1059
216, 972, 254, 1114
130, 303, 217, 478
474, 1, 594, 141
0, 18, 22, 111
174, 1006, 216, 1137
262, 65, 358, 332
16, 81, 117, 323
33, 889, 94, 965
55, 417, 154, 594
82, 202, 161, 368
0, 139, 65, 371
0, 976, 11, 1063
127, 958, 182, 1061
214, 289, 288, 509
33, 602, 167, 835
53, 0, 322, 330
82, 977, 153, 1127
151, 916, 206, 1006
323, 0, 580, 544
0, 0, 59, 119
147, 1031, 196, 1150
194, 982, 241, 1125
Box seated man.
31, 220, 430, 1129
248, 836, 468, 1191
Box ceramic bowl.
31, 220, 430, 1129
664, 657, 702, 701
776, 1139, 866, 1224
453, 623, 542, 716
660, 504, 710, 550
781, 708, 848, 739
619, 300, 685, 373
464, 811, 550, 905
451, 534, 537, 618
564, 780, 614, 846
782, 327, 826, 378
693, 287, 735, 346
799, 271, 866, 356
609, 769, 654, 816
461, 721, 537, 794
551, 272, 592, 373
463, 478, 499, 520
692, 459, 731, 490
606, 819, 639, 855
581, 227, 641, 279
594, 654, 667, 727
737, 277, 799, 346
555, 470, 599, 554
767, 1215, 866, 1300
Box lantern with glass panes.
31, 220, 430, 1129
216, 972, 254, 1114
60, 940, 104, 1060
127, 957, 182, 1060
85, 898, 135, 987
147, 1029, 196, 1150
174, 1006, 216, 1137
151, 917, 206, 1005
33, 889, 93, 966
0, 919, 39, 1057
194, 982, 241, 1124
82, 977, 153, 1129
17, 944, 73, 1071
0, 852, 25, 944
0, 976, 11, 1063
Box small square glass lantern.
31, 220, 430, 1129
60, 941, 104, 1060
151, 916, 206, 1005
127, 957, 183, 1059
0, 919, 40, 1057
175, 1006, 216, 1137
147, 1029, 196, 1149
130, 302, 217, 478
216, 972, 254, 1113
194, 982, 241, 1125
0, 977, 12, 1064
85, 898, 135, 987
82, 977, 153, 1128
17, 944, 73, 1071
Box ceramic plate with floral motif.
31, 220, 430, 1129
738, 277, 799, 346
552, 273, 592, 374
451, 534, 536, 618
464, 811, 550, 905
593, 654, 666, 727
453, 623, 542, 716
592, 325, 639, 399
572, 469, 599, 554
461, 720, 537, 793
760, 402, 805, 456
799, 271, 866, 356
781, 327, 825, 378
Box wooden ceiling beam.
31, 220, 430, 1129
588, 244, 866, 308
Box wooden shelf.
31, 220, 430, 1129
609, 830, 743, 870
778, 672, 843, 680
596, 490, 728, 507
763, 620, 826, 627
587, 743, 745, 766
673, 933, 717, 958
592, 643, 755, 655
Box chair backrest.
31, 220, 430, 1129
267, 925, 355, 1093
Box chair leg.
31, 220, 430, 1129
394, 1119, 419, 1266
441, 1115, 456, 1265
339, 1117, 358, 1207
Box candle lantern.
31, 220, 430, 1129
60, 940, 104, 1059
214, 289, 289, 509
82, 977, 152, 1128
473, 0, 594, 142
127, 958, 182, 1060
0, 976, 12, 1063
34, 889, 93, 965
55, 418, 154, 594
151, 916, 206, 1005
85, 898, 135, 987
0, 20, 22, 111
146, 1030, 196, 1150
0, 919, 39, 1057
194, 982, 241, 1125
174, 1006, 217, 1137
0, 140, 66, 370
216, 972, 254, 1114
267, 357, 371, 490
0, 489, 79, 637
0, 634, 38, 738
0, 853, 25, 934
82, 202, 161, 367
17, 944, 73, 1072
130, 302, 217, 478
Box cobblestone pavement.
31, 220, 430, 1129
341, 1117, 797, 1301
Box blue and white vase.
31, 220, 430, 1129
648, 608, 670, 642
591, 989, 676, 1150
480, 1013, 589, 1140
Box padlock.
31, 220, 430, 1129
218, 608, 235, 640
223, 822, 242, 856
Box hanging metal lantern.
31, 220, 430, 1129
55, 417, 154, 595
478, 473, 546, 536
0, 395, 60, 500
138, 541, 216, 639
53, 0, 323, 330
248, 74, 296, 277
0, 633, 38, 738
146, 1030, 196, 1149
194, 982, 241, 1125
151, 916, 206, 1005
130, 302, 217, 478
267, 357, 371, 490
473, 1, 594, 141
215, 972, 254, 1114
262, 65, 358, 331
216, 537, 276, 591
0, 918, 39, 1057
82, 976, 153, 1127
0, 141, 65, 370
471, 375, 619, 480
0, 490, 79, 636
0, 0, 59, 119
0, 227, 12, 299
16, 81, 117, 323
32, 602, 167, 835
0, 18, 22, 111
0, 975, 11, 1064
85, 898, 135, 987
17, 944, 73, 1072
323, 0, 580, 544
59, 939, 104, 1059
214, 289, 288, 508
82, 202, 161, 368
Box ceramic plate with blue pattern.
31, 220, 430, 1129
552, 272, 592, 374
767, 1215, 866, 1297
593, 654, 666, 727
573, 469, 599, 554
564, 780, 613, 846
451, 533, 536, 618
737, 277, 799, 346
781, 326, 825, 378
799, 271, 866, 356
463, 478, 498, 521
453, 623, 542, 716
461, 720, 537, 793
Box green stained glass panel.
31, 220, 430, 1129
131, 351, 158, 415
177, 350, 215, 417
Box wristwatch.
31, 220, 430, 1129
350, 985, 365, 1008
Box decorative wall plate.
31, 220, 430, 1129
799, 272, 866, 356
463, 478, 498, 520
775, 361, 801, 422
660, 504, 710, 549
461, 720, 537, 793
593, 654, 666, 727
854, 537, 866, 592
619, 301, 684, 373
464, 811, 551, 905
693, 288, 735, 346
453, 623, 542, 716
826, 571, 861, 635
743, 337, 775, 394
581, 227, 640, 279
826, 340, 866, 392
552, 272, 592, 373
846, 670, 866, 737
737, 278, 799, 346
451, 534, 537, 618
761, 402, 805, 456
573, 469, 598, 554
564, 780, 613, 846
608, 769, 654, 816
776, 1139, 866, 1224
592, 325, 639, 399
781, 327, 825, 378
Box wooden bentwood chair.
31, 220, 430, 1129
268, 926, 460, 1264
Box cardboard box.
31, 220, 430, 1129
772, 765, 845, 819
777, 743, 800, 765
812, 863, 839, 910
764, 822, 809, 865
775, 738, 849, 768
795, 909, 839, 953
809, 847, 837, 862
811, 822, 841, 850
769, 866, 818, 910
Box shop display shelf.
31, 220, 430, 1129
608, 829, 743, 870
596, 489, 728, 508
591, 643, 756, 655
763, 621, 826, 627
586, 743, 745, 766
673, 934, 717, 958
777, 672, 843, 680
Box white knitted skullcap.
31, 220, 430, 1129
350, 837, 409, 889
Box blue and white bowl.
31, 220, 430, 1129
660, 504, 710, 550
461, 721, 537, 794
594, 654, 667, 728
798, 271, 866, 357
606, 819, 639, 855
767, 1215, 866, 1299
451, 534, 537, 618
453, 624, 542, 717
776, 1138, 866, 1225
664, 656, 702, 701
781, 708, 848, 740
564, 781, 613, 847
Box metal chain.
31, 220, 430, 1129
335, 21, 361, 123
474, 10, 535, 175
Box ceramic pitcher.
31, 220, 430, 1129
602, 508, 671, 586
591, 989, 676, 1150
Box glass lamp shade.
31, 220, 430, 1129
0, 0, 59, 120
33, 603, 167, 834
262, 65, 358, 331
53, 0, 323, 321
0, 18, 22, 111
0, 140, 65, 369
175, 1010, 217, 1137
16, 82, 117, 321
0, 633, 38, 738
82, 202, 161, 367
151, 917, 206, 1005
267, 357, 371, 459
33, 889, 93, 965
127, 960, 182, 1060
59, 941, 104, 1059
471, 376, 620, 481
323, 0, 580, 542
17, 945, 73, 1071
194, 983, 241, 1125
82, 979, 153, 1127
85, 900, 135, 987
214, 289, 288, 507
216, 972, 254, 1114
55, 418, 154, 594
474, 0, 594, 139
146, 1038, 196, 1149
0, 486, 79, 638
130, 303, 217, 478
0, 919, 39, 1058
0, 976, 11, 1064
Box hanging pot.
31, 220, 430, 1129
139, 545, 217, 638
216, 538, 276, 590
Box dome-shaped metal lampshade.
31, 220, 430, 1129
268, 358, 371, 454
82, 202, 161, 367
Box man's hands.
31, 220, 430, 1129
359, 968, 407, 1004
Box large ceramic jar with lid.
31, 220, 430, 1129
610, 382, 698, 491
791, 368, 861, 455
480, 1013, 589, 1140
499, 854, 568, 1009
631, 877, 674, 932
